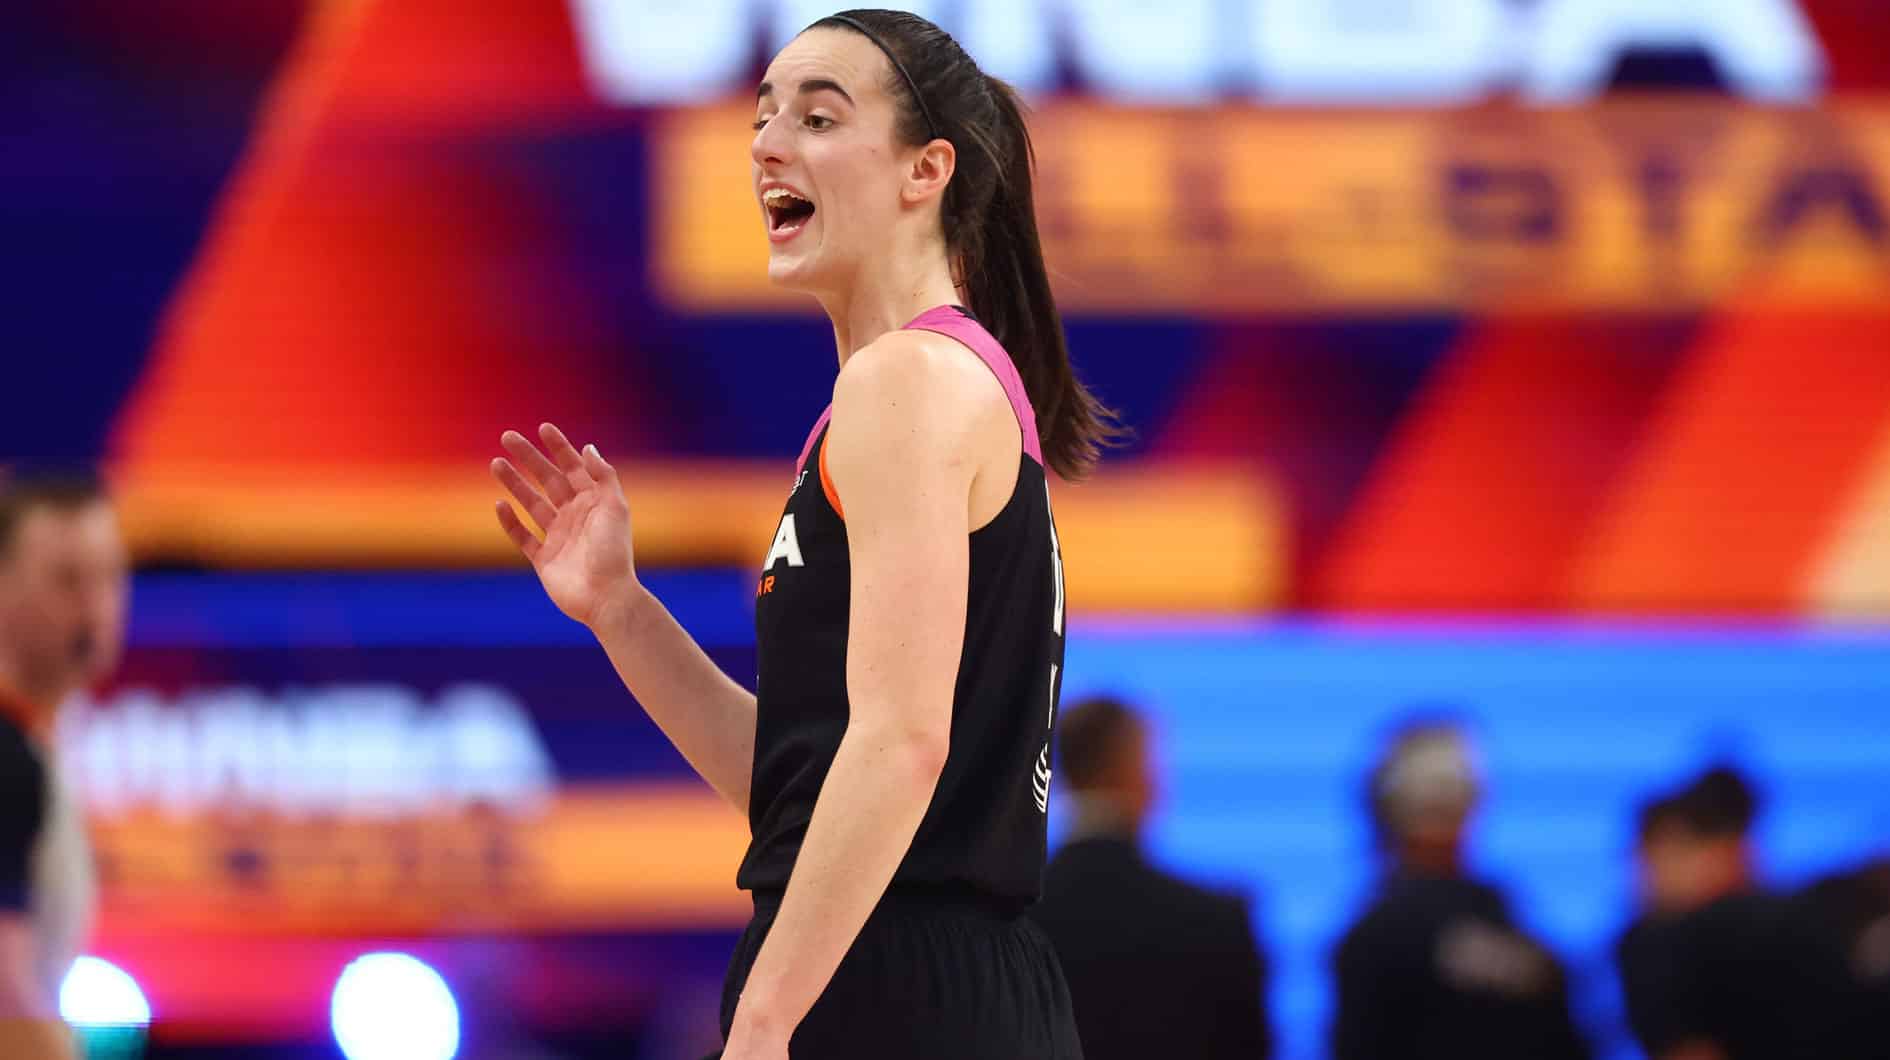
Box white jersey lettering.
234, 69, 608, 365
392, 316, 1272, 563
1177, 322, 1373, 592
765, 513, 805, 571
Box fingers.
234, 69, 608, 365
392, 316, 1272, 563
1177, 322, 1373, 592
539, 422, 590, 478
490, 456, 558, 531
502, 430, 577, 506
493, 500, 541, 562
580, 441, 620, 486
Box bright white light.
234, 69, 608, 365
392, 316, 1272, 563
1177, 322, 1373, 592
331, 952, 460, 1060
59, 956, 151, 1027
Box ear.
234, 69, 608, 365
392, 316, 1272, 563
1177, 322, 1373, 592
901, 138, 956, 208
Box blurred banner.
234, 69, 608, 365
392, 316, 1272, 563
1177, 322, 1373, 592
657, 102, 1890, 313
73, 572, 750, 925
564, 0, 1884, 103
34, 0, 1873, 619
74, 572, 754, 1044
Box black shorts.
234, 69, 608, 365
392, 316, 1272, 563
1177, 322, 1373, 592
717, 889, 1084, 1059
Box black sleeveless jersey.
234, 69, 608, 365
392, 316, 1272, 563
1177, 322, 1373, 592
736, 306, 1069, 910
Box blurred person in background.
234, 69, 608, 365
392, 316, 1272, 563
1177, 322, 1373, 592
1802, 852, 1890, 1060
491, 9, 1117, 1058
1028, 695, 1271, 1060
1615, 791, 1693, 1055
1615, 766, 1859, 1060
0, 471, 127, 1059
1332, 718, 1588, 1060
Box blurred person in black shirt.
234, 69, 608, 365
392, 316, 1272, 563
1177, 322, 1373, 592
1332, 718, 1588, 1060
1802, 854, 1890, 1060
1027, 696, 1271, 1059
1615, 792, 1695, 1057
1615, 766, 1860, 1060
0, 471, 126, 1059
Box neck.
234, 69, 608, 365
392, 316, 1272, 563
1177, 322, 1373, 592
1397, 838, 1465, 879
0, 652, 64, 731
1064, 792, 1141, 844
819, 240, 961, 366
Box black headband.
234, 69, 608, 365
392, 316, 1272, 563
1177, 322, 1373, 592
822, 15, 940, 143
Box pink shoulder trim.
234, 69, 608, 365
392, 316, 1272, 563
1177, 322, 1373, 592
794, 405, 833, 477
902, 306, 1044, 465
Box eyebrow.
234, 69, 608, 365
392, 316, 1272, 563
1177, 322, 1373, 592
755, 78, 855, 105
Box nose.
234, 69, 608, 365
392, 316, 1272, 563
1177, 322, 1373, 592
750, 114, 791, 169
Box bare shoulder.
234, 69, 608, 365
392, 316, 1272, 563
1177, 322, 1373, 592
832, 328, 1008, 446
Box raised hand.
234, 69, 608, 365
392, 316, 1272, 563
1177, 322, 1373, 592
490, 423, 638, 628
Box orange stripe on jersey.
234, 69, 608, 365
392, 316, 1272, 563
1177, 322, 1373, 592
819, 433, 845, 519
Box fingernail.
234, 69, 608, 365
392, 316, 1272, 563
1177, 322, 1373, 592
585, 444, 599, 458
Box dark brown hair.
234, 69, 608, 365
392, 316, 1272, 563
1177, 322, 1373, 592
0, 469, 108, 559
1055, 694, 1143, 790
811, 9, 1124, 480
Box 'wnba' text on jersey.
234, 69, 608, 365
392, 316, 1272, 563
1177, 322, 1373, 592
737, 306, 1068, 909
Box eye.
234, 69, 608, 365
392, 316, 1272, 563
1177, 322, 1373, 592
804, 114, 835, 131
751, 114, 774, 131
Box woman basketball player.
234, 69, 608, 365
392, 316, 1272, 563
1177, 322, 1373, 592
490, 9, 1115, 1057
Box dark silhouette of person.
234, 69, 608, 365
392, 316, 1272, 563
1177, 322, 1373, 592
1616, 766, 1860, 1060
1801, 854, 1890, 1060
1333, 717, 1589, 1060
1028, 695, 1271, 1059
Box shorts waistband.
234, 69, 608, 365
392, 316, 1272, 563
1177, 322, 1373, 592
750, 884, 1026, 923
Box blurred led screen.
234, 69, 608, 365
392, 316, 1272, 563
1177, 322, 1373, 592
77, 572, 1890, 1058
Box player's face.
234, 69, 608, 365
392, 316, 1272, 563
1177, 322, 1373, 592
752, 29, 912, 294
0, 503, 130, 702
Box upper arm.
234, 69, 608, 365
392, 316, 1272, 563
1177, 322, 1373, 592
1619, 922, 1711, 1055
0, 731, 49, 1021
825, 334, 993, 747
1210, 895, 1272, 1059
0, 729, 44, 915
1332, 920, 1399, 1060
0, 915, 47, 1019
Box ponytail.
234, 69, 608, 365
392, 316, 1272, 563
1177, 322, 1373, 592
814, 10, 1125, 479
963, 77, 1123, 481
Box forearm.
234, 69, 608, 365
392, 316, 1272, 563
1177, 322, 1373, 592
0, 971, 75, 1060
732, 725, 945, 1037
0, 1020, 76, 1060
591, 585, 757, 813
0, 930, 68, 1060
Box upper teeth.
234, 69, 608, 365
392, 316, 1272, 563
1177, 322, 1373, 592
764, 188, 806, 206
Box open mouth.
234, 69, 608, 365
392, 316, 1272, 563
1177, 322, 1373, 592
763, 187, 816, 239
